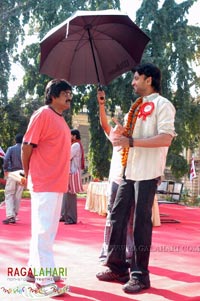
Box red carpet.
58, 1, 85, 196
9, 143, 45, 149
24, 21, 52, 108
0, 198, 200, 300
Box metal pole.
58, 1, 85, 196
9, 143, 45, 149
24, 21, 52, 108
85, 25, 101, 87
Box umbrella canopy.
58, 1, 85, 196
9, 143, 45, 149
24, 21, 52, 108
39, 10, 150, 86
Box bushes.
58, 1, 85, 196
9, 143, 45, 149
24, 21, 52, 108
22, 190, 31, 199
0, 190, 4, 203
0, 189, 31, 204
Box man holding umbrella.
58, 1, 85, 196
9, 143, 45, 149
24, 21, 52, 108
96, 63, 176, 294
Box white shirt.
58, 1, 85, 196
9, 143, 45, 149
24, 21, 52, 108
70, 142, 82, 174
108, 147, 122, 185
106, 128, 122, 185
125, 93, 176, 181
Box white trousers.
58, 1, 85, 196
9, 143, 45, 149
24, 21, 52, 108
29, 192, 63, 285
4, 177, 24, 218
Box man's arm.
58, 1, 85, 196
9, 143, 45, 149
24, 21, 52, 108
21, 143, 33, 177
112, 133, 173, 148
134, 133, 173, 147
3, 148, 11, 177
97, 90, 111, 136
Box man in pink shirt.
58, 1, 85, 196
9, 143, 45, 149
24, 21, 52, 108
21, 79, 73, 297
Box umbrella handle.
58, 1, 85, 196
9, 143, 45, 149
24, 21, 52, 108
97, 84, 105, 100
97, 84, 103, 91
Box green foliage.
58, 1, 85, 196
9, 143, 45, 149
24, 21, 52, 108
0, 0, 28, 102
0, 189, 31, 204
167, 152, 189, 180
87, 0, 120, 10
0, 190, 4, 203
22, 189, 31, 199
87, 90, 112, 179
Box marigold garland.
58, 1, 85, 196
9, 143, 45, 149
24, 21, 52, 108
121, 97, 143, 167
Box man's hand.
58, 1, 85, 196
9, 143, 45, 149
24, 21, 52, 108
20, 176, 27, 186
112, 118, 125, 135
112, 135, 130, 148
97, 90, 106, 105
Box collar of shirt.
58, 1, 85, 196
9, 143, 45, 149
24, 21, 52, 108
143, 93, 159, 103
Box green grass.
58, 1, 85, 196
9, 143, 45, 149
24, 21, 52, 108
77, 192, 87, 198
0, 190, 4, 203
0, 189, 31, 204
0, 189, 86, 204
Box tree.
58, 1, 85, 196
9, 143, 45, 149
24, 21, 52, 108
0, 0, 33, 102
87, 90, 112, 179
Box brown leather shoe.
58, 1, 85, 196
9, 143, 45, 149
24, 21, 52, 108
123, 275, 150, 293
96, 268, 129, 283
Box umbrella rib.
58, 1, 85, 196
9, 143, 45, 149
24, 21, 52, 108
67, 24, 137, 57
86, 26, 101, 85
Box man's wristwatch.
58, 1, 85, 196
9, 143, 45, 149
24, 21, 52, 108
129, 137, 134, 147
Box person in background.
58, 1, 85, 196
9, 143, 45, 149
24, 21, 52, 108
2, 133, 24, 224
97, 92, 133, 262
21, 79, 73, 297
96, 63, 176, 294
60, 129, 85, 225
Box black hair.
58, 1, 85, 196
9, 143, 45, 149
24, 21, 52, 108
71, 129, 81, 140
132, 63, 161, 93
15, 133, 23, 144
45, 79, 72, 104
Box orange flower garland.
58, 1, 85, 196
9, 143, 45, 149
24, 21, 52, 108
121, 97, 143, 167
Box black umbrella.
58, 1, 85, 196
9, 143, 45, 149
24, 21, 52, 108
39, 9, 150, 86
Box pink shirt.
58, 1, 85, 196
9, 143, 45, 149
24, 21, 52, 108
23, 106, 71, 192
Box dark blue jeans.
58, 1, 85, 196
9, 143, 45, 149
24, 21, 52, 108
100, 181, 134, 259
106, 178, 158, 276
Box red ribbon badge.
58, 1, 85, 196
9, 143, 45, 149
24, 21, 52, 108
138, 102, 154, 121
